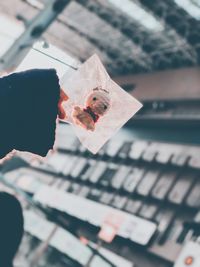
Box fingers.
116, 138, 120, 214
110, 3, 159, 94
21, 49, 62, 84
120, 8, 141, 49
60, 89, 69, 101
74, 106, 81, 112
58, 104, 66, 119
58, 89, 69, 120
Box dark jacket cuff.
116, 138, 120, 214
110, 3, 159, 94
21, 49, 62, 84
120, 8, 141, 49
0, 69, 60, 158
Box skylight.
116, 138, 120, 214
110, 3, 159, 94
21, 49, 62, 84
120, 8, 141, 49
0, 15, 24, 57
107, 0, 164, 31
174, 0, 200, 20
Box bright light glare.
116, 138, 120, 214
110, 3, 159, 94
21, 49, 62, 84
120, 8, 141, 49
108, 0, 164, 31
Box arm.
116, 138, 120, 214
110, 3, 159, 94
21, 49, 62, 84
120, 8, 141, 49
0, 68, 66, 159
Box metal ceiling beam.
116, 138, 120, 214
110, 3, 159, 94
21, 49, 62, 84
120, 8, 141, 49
0, 0, 71, 72
48, 20, 151, 75
138, 0, 200, 62
74, 0, 197, 72
6, 0, 194, 75
23, 0, 119, 62
75, 0, 177, 56
21, 0, 129, 74
23, 0, 151, 74
75, 0, 155, 72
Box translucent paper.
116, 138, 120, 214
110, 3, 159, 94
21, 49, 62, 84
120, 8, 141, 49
60, 54, 142, 154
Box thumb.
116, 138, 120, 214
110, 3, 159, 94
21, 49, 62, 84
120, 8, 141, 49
58, 89, 69, 119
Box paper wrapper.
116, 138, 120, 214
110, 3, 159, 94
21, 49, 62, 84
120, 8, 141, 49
60, 54, 142, 154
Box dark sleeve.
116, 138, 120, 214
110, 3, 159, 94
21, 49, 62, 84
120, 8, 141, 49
0, 68, 60, 159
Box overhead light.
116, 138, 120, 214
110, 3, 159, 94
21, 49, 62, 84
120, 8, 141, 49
107, 0, 164, 31
174, 0, 200, 20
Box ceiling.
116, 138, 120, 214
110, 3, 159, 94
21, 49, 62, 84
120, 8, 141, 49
0, 0, 200, 76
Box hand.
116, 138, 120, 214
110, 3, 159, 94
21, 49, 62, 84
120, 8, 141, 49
58, 88, 68, 119
73, 106, 95, 131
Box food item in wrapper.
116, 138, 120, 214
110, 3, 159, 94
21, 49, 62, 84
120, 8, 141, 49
60, 54, 142, 154
72, 86, 111, 131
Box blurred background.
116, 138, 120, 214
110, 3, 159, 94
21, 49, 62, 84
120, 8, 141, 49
0, 0, 200, 266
